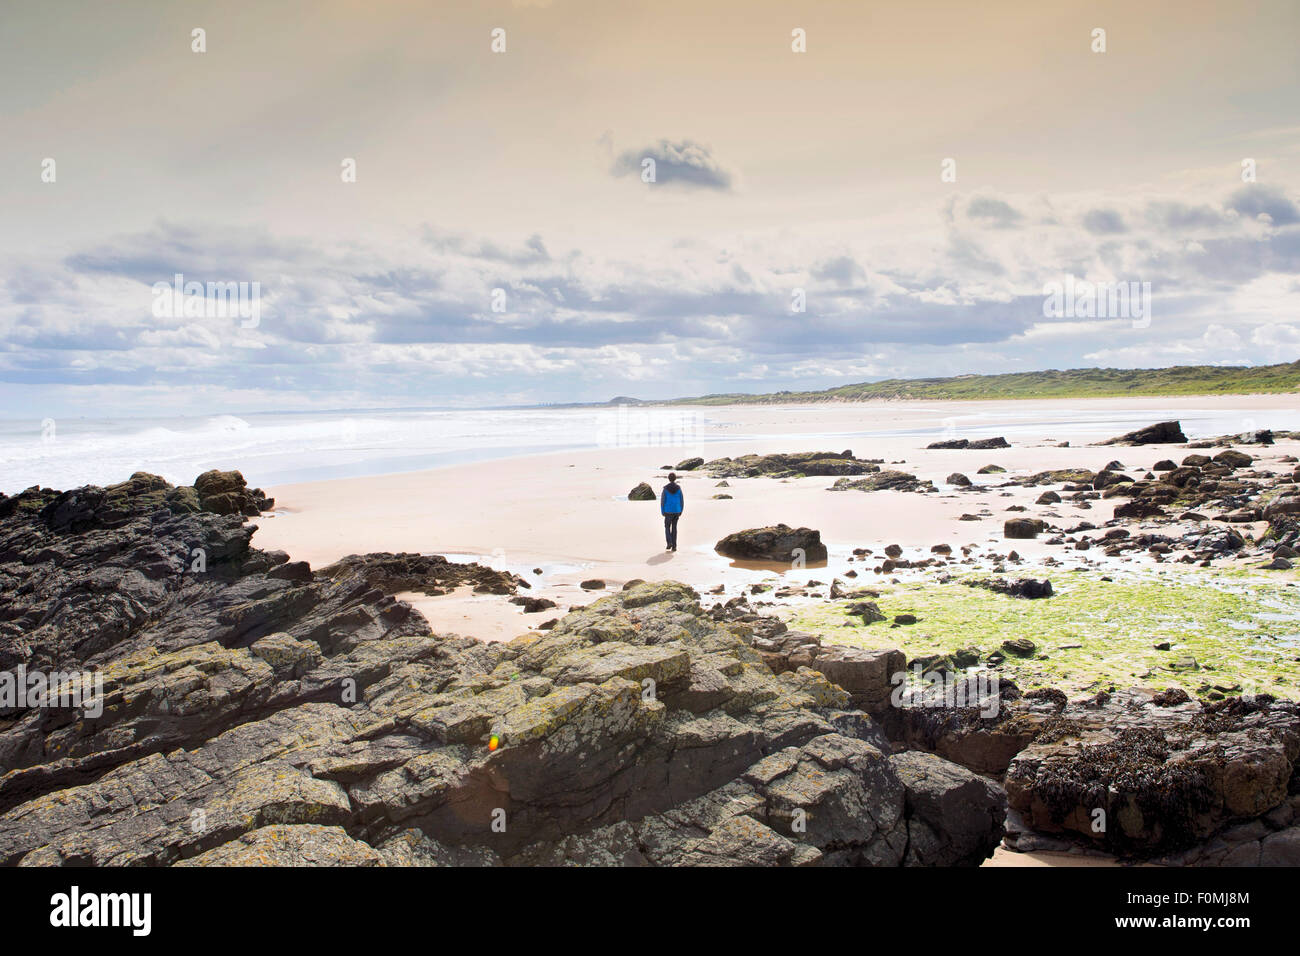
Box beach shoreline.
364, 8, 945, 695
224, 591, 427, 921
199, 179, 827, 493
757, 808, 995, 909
253, 395, 1297, 642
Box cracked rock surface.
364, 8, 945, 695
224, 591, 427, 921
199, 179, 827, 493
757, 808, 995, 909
0, 473, 1002, 866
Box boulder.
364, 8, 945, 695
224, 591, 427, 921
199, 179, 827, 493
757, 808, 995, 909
1004, 518, 1046, 539
1098, 421, 1186, 446
704, 451, 881, 479
926, 437, 1010, 450
1265, 495, 1300, 519
830, 471, 935, 494
844, 601, 886, 623
193, 469, 273, 516
1000, 638, 1036, 657
810, 646, 905, 713
889, 751, 1007, 866
1113, 500, 1165, 520
1213, 450, 1254, 469
715, 524, 828, 563
628, 482, 655, 501
964, 577, 1053, 599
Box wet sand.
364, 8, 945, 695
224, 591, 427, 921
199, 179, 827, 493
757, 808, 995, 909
254, 395, 1298, 641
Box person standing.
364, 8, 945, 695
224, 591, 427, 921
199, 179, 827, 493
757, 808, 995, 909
660, 473, 684, 551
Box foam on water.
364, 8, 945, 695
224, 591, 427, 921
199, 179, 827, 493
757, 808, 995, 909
0, 400, 1295, 494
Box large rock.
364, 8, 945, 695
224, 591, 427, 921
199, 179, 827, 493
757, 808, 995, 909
1098, 421, 1187, 445
809, 646, 905, 714
1004, 694, 1300, 854
830, 472, 935, 494
926, 437, 1010, 450
628, 482, 655, 501
193, 469, 274, 516
704, 451, 879, 479
1264, 495, 1300, 519
889, 751, 1007, 866
1004, 518, 1046, 539
714, 524, 828, 563
1213, 450, 1253, 469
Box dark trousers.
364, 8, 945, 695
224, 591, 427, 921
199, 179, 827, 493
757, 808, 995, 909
663, 513, 680, 548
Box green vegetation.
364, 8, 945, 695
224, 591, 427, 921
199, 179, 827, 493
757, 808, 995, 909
668, 361, 1300, 404
787, 568, 1300, 700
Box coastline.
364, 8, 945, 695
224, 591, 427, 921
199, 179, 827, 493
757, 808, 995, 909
254, 394, 1300, 652
5, 394, 1298, 869
245, 396, 1300, 867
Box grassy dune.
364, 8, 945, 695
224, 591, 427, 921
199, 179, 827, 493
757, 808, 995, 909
669, 361, 1300, 405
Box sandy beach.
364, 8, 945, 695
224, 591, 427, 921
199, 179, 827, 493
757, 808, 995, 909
254, 395, 1299, 642
244, 394, 1300, 869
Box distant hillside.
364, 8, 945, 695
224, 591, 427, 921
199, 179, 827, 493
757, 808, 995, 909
667, 362, 1300, 405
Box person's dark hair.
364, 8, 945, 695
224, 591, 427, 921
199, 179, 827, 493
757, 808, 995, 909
667, 473, 677, 481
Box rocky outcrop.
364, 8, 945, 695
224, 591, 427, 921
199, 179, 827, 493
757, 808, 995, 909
830, 472, 935, 494
0, 482, 1002, 867
704, 451, 880, 479
926, 437, 1010, 450
1097, 421, 1187, 445
193, 470, 275, 517
1004, 693, 1300, 854
714, 524, 829, 564
886, 680, 1300, 860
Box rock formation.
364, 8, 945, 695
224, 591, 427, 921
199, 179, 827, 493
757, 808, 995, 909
1097, 420, 1187, 445
628, 482, 655, 501
704, 451, 880, 479
925, 437, 1010, 450
0, 477, 1001, 866
714, 524, 829, 564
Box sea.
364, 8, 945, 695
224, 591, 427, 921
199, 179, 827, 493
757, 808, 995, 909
0, 400, 1295, 494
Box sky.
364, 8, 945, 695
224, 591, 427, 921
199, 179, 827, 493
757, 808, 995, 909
2, 0, 1300, 416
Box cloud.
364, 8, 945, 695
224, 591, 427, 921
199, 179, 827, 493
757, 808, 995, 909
1145, 201, 1227, 231
6, 181, 1300, 411
610, 139, 734, 191
1228, 185, 1300, 226
966, 197, 1023, 229
1082, 208, 1128, 235
811, 256, 867, 286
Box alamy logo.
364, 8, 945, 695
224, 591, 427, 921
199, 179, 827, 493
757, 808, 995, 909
596, 404, 699, 449
49, 886, 151, 936
1042, 276, 1151, 328
0, 666, 103, 718
151, 273, 261, 328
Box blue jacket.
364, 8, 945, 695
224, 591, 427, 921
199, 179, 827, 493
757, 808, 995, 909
661, 483, 684, 515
